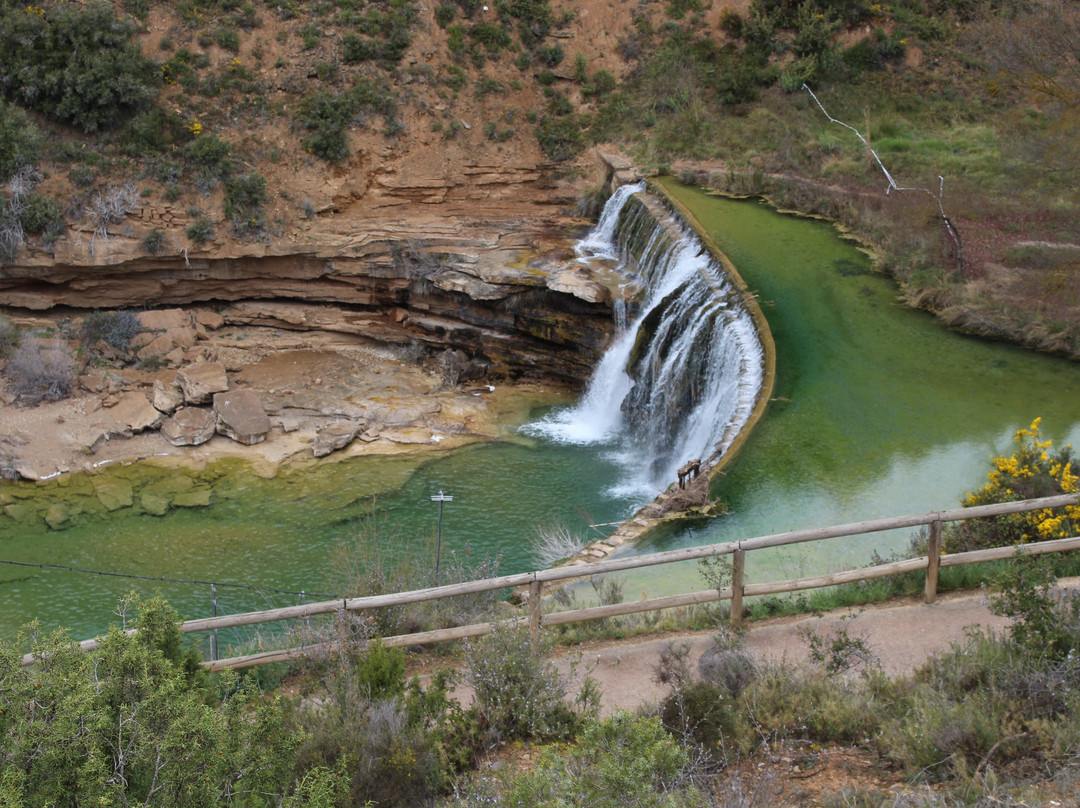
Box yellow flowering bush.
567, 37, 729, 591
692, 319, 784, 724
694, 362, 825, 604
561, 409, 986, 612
946, 418, 1080, 552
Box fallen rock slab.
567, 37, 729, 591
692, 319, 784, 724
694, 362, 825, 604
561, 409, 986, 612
214, 389, 270, 445
312, 421, 362, 457
108, 391, 165, 434
177, 362, 228, 404
151, 379, 184, 414
161, 407, 216, 446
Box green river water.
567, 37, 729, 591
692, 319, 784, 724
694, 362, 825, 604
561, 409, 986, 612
2, 182, 1078, 643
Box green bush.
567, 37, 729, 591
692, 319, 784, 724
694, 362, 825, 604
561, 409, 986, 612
1, 595, 301, 806
0, 101, 41, 180
434, 1, 455, 27
186, 216, 214, 244
536, 114, 584, 161
80, 309, 143, 351
537, 42, 564, 66
214, 25, 241, 52
465, 712, 710, 808
185, 135, 234, 189
293, 631, 478, 807
463, 621, 586, 743
0, 2, 159, 132
296, 83, 395, 162
990, 551, 1080, 661
224, 172, 267, 233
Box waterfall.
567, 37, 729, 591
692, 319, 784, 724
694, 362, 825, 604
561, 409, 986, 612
528, 183, 765, 499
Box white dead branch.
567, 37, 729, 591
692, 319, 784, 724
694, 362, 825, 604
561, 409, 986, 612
804, 84, 963, 273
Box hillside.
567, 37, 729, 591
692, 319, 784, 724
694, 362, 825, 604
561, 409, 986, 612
0, 0, 1076, 361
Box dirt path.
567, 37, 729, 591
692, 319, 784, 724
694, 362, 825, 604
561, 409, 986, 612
512, 580, 1080, 716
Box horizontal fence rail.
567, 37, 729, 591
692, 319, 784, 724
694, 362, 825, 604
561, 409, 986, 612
26, 494, 1080, 669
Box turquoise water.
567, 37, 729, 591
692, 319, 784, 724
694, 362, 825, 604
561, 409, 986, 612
4, 183, 1080, 642
0, 439, 639, 642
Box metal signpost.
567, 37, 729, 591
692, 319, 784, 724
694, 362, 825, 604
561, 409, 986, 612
430, 490, 453, 584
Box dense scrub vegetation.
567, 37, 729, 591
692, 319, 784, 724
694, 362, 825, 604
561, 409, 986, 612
4, 546, 1078, 807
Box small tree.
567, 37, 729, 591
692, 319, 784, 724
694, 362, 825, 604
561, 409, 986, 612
2, 336, 74, 402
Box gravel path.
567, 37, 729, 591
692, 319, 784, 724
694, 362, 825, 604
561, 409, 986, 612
537, 581, 1079, 716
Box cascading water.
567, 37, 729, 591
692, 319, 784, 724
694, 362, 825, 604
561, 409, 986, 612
529, 183, 765, 499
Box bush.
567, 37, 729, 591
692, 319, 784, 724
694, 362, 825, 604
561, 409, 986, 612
186, 216, 214, 244
491, 712, 711, 808
463, 621, 584, 743
224, 172, 267, 234
2, 595, 300, 806
80, 309, 142, 352
945, 418, 1080, 551
293, 632, 477, 807
990, 551, 1080, 661
142, 228, 166, 254
2, 336, 75, 401
536, 114, 585, 161
0, 101, 41, 181
296, 83, 395, 163
185, 135, 234, 189
0, 314, 18, 357
0, 2, 159, 132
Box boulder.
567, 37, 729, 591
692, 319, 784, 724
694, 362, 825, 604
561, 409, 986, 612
160, 407, 216, 446
140, 493, 170, 516
44, 503, 71, 530
93, 477, 133, 511
312, 421, 362, 457
173, 488, 211, 508
108, 392, 165, 434
213, 390, 270, 445
151, 379, 185, 414
194, 309, 225, 330
176, 362, 228, 404
138, 309, 189, 332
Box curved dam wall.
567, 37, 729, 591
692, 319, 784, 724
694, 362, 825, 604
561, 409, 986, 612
540, 181, 777, 565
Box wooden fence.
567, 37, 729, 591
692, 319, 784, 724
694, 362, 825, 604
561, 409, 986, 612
32, 494, 1080, 671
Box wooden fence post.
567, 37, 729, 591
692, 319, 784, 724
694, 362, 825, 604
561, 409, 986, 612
210, 584, 219, 662
925, 519, 942, 604
730, 549, 745, 626
528, 579, 542, 647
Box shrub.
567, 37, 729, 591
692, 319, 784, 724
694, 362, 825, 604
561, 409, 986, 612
537, 42, 564, 66
19, 192, 64, 244
719, 8, 744, 37
491, 712, 711, 808
0, 314, 18, 357
296, 83, 395, 162
80, 309, 142, 351
945, 418, 1080, 551
214, 25, 241, 52
536, 114, 585, 161
434, 1, 455, 27
0, 2, 159, 132
142, 228, 166, 254
2, 336, 75, 402
990, 551, 1080, 661
224, 172, 267, 233
2, 595, 300, 806
185, 135, 234, 188
463, 621, 583, 743
293, 630, 477, 807
186, 216, 214, 244
0, 101, 41, 181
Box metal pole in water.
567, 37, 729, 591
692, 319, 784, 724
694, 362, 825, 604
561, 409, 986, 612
430, 490, 453, 585
210, 583, 218, 662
